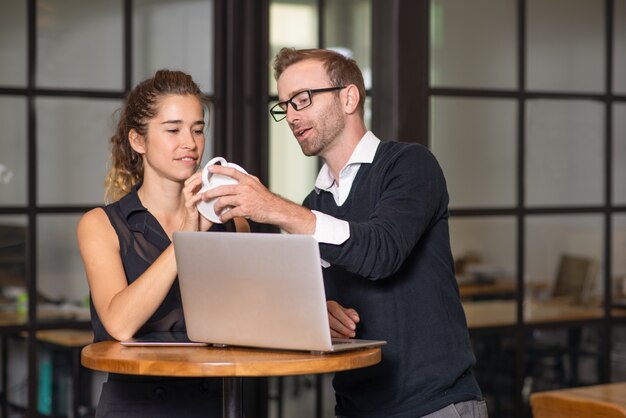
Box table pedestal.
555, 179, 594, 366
223, 377, 242, 418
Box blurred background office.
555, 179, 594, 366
0, 0, 625, 417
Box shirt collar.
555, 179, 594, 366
115, 182, 173, 250
118, 181, 147, 223
315, 131, 381, 191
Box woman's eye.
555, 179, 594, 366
167, 129, 179, 133
194, 129, 205, 135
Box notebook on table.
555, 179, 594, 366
171, 231, 386, 353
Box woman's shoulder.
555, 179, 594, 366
77, 207, 114, 241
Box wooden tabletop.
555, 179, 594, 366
459, 281, 517, 299
0, 306, 90, 327
551, 383, 626, 407
34, 330, 94, 347
531, 383, 626, 417
82, 341, 382, 377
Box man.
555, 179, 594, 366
202, 48, 487, 418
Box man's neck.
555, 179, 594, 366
322, 124, 367, 183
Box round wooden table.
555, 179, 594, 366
82, 341, 382, 418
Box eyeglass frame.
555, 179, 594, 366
269, 86, 346, 122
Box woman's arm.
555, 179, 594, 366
77, 208, 178, 341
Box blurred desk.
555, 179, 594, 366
463, 298, 604, 329
34, 330, 94, 417
0, 305, 90, 327
457, 276, 549, 301
530, 383, 626, 417
459, 280, 517, 300
0, 308, 91, 417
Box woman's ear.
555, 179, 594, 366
342, 84, 361, 115
128, 129, 146, 155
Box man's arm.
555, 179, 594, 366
313, 145, 449, 280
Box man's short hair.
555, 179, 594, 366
272, 48, 366, 118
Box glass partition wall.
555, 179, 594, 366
0, 0, 215, 415
430, 0, 626, 417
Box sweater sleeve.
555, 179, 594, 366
318, 144, 449, 279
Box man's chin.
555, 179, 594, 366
299, 144, 319, 157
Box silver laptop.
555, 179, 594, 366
172, 231, 386, 353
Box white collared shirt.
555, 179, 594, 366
312, 131, 381, 264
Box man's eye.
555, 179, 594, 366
167, 129, 179, 133
194, 129, 205, 135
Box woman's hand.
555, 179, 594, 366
182, 172, 213, 232
327, 300, 360, 338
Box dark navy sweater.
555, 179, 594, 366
303, 141, 482, 417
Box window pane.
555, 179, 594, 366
527, 0, 605, 93
525, 215, 603, 321
37, 98, 121, 205
526, 326, 601, 392
7, 338, 28, 408
133, 0, 215, 93
612, 214, 626, 305
431, 0, 517, 89
471, 334, 516, 416
0, 1, 27, 86
0, 97, 27, 206
200, 102, 216, 167
36, 0, 123, 90
0, 216, 29, 323
525, 100, 604, 207
613, 104, 626, 204
37, 214, 90, 324
614, 0, 626, 94
612, 325, 626, 381
269, 101, 318, 206
324, 0, 372, 90
449, 217, 517, 301
431, 97, 517, 208
269, 0, 319, 95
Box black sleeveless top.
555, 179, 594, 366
90, 182, 233, 342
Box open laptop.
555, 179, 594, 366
171, 231, 386, 353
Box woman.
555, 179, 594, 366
77, 69, 245, 417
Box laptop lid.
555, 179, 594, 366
173, 232, 385, 353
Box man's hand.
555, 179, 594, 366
327, 300, 360, 339
200, 164, 316, 234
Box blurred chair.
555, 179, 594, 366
531, 390, 626, 418
551, 254, 599, 304
524, 255, 600, 400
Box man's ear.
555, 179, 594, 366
128, 129, 146, 154
342, 84, 361, 115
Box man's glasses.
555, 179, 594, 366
269, 86, 346, 122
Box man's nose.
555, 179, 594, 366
285, 103, 300, 123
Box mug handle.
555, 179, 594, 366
203, 156, 227, 185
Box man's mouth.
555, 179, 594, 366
294, 127, 310, 139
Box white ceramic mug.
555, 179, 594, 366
196, 157, 248, 223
